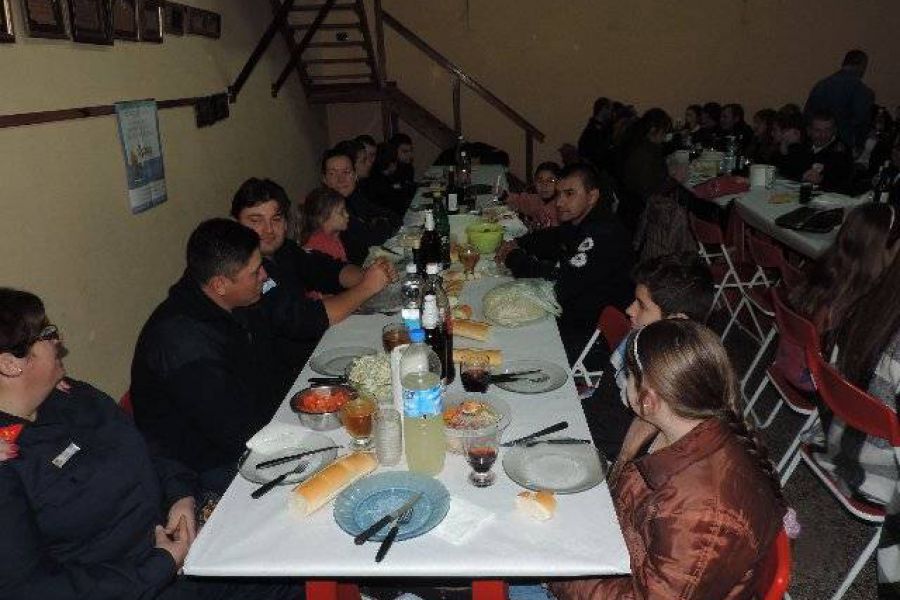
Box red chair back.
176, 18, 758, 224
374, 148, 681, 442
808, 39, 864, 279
771, 288, 820, 355
748, 233, 785, 271
119, 390, 134, 416
805, 349, 900, 446
689, 213, 726, 246
754, 528, 792, 600
598, 306, 630, 352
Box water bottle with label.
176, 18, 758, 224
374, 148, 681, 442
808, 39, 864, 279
400, 329, 446, 475
400, 263, 424, 330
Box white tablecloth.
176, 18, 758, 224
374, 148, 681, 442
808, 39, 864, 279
733, 189, 867, 259
184, 276, 630, 580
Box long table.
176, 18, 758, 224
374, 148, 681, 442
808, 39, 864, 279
184, 167, 630, 597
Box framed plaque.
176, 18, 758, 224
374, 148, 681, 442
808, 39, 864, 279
163, 1, 184, 35
139, 0, 162, 42
111, 0, 137, 41
1, 0, 14, 42
21, 0, 68, 38
186, 7, 219, 39
67, 0, 112, 44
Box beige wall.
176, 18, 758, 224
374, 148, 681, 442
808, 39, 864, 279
0, 1, 328, 396
331, 0, 900, 179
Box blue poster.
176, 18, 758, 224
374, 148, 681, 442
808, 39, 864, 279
115, 100, 167, 214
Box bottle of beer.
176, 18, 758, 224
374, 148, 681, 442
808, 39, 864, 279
419, 210, 441, 270
421, 264, 455, 384
873, 160, 892, 204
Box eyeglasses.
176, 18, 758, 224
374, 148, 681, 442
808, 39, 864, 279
2, 323, 60, 358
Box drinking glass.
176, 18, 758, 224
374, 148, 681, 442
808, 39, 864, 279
461, 358, 490, 393
458, 244, 481, 278
340, 395, 377, 450
462, 425, 500, 487
382, 322, 410, 352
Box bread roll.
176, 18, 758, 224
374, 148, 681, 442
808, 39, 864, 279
452, 304, 473, 320
290, 452, 378, 516
516, 490, 557, 521
453, 319, 491, 341
453, 347, 502, 367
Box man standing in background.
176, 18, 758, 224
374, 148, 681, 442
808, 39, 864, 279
805, 49, 875, 152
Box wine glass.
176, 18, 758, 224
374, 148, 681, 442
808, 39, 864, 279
340, 395, 377, 450
462, 425, 500, 487
458, 244, 481, 278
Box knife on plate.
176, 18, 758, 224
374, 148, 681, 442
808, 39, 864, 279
255, 445, 339, 470
353, 492, 424, 545
523, 437, 592, 447
500, 421, 569, 447
489, 369, 542, 383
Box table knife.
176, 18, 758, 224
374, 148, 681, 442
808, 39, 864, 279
255, 445, 339, 470
489, 369, 542, 383
500, 421, 569, 447
523, 437, 592, 447
354, 492, 424, 545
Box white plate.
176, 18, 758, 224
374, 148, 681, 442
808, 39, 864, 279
502, 443, 606, 494
238, 432, 338, 485
493, 359, 569, 394
310, 346, 377, 376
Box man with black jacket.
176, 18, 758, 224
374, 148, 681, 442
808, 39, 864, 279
496, 163, 634, 360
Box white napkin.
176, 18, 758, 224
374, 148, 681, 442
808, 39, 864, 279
245, 422, 306, 453
432, 496, 495, 545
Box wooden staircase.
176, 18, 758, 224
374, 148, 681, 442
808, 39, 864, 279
230, 0, 544, 179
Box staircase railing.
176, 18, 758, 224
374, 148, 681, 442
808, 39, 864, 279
375, 7, 545, 179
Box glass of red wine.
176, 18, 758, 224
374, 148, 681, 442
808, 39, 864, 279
461, 358, 490, 393
462, 425, 500, 487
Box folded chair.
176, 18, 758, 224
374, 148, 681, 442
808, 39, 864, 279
781, 350, 900, 600
571, 306, 630, 388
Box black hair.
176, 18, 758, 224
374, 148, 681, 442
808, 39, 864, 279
355, 134, 377, 148
842, 49, 868, 68
320, 147, 355, 175
389, 133, 413, 147
558, 161, 600, 191
373, 141, 398, 173
702, 102, 722, 124
723, 103, 745, 123
686, 104, 702, 117
0, 288, 47, 358
592, 97, 611, 117
810, 109, 836, 125
334, 139, 365, 162
632, 252, 714, 322
186, 219, 260, 285
230, 178, 290, 219
776, 110, 805, 132
534, 161, 562, 178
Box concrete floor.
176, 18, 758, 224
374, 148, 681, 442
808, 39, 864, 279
723, 321, 877, 600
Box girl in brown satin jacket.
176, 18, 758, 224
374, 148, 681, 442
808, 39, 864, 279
551, 320, 786, 600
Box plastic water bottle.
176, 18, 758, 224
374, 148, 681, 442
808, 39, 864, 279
400, 329, 445, 475
400, 263, 423, 330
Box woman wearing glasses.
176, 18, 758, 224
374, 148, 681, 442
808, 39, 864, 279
0, 288, 295, 599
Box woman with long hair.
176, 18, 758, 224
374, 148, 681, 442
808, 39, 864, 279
551, 320, 785, 600
817, 247, 900, 595
790, 203, 900, 335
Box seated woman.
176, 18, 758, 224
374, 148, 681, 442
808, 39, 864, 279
817, 250, 900, 596
0, 288, 294, 600
550, 319, 785, 600
504, 161, 561, 229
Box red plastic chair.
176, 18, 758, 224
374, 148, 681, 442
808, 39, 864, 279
571, 306, 630, 388
119, 390, 134, 416
742, 288, 820, 480
754, 528, 792, 600
782, 350, 900, 599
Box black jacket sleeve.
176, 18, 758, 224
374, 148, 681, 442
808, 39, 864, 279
504, 227, 564, 280
0, 469, 175, 600
295, 249, 346, 295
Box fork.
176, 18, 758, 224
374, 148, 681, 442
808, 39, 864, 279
374, 507, 414, 562
251, 460, 309, 499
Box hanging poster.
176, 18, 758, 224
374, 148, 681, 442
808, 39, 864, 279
114, 100, 167, 214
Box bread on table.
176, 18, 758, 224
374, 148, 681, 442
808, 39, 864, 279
453, 319, 491, 341
453, 347, 502, 367
290, 452, 378, 516
452, 304, 473, 320
516, 490, 557, 521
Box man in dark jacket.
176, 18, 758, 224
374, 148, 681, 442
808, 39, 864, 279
577, 97, 614, 172
801, 110, 854, 194
805, 49, 875, 151
322, 149, 400, 265
497, 163, 634, 360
